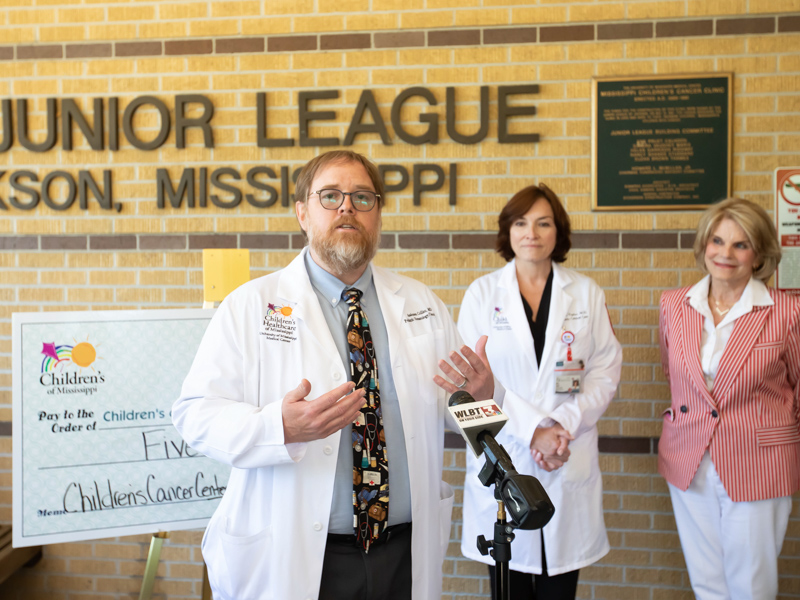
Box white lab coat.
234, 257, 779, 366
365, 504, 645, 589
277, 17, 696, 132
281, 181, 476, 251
173, 249, 457, 600
458, 261, 622, 575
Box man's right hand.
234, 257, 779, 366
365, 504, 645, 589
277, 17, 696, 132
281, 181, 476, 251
282, 379, 365, 444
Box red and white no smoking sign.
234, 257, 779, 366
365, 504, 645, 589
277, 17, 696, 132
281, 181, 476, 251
776, 167, 800, 293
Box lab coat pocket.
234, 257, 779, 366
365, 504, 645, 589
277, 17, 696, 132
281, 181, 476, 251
561, 433, 594, 485
439, 481, 455, 561
219, 522, 272, 600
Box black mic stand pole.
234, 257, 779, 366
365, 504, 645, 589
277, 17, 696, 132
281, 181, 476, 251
477, 498, 514, 600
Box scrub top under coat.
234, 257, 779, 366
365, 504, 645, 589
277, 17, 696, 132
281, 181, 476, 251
457, 261, 623, 575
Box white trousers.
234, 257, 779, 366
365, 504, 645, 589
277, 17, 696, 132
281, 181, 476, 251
668, 452, 792, 600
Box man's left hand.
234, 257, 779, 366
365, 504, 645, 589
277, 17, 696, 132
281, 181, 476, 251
433, 335, 494, 401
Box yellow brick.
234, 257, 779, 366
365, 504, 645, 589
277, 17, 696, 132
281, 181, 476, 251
0, 25, 36, 42
653, 250, 696, 269
369, 251, 422, 269
90, 271, 135, 286
622, 270, 679, 288
14, 219, 63, 234
656, 59, 715, 74
427, 251, 480, 269
567, 42, 624, 61
159, 3, 208, 20
747, 115, 800, 133
164, 288, 202, 304
454, 8, 508, 26
17, 252, 64, 268
190, 19, 239, 37
511, 6, 568, 24
427, 67, 480, 84
345, 50, 397, 69
318, 69, 369, 87
116, 253, 164, 268
0, 271, 37, 284
569, 3, 625, 22
510, 45, 566, 63
38, 60, 82, 77
778, 135, 800, 152
139, 22, 186, 39
400, 10, 454, 29
162, 75, 211, 92
57, 7, 104, 23
345, 13, 398, 31
216, 217, 268, 233
63, 79, 109, 95
746, 75, 800, 94
212, 74, 263, 90
398, 49, 452, 66
267, 217, 302, 232
687, 38, 745, 56
748, 34, 800, 54
539, 62, 595, 81
595, 251, 650, 269
597, 61, 656, 77
139, 271, 187, 286
624, 40, 684, 59
40, 271, 87, 285
750, 0, 800, 11
398, 270, 451, 287
654, 213, 702, 230
19, 288, 64, 302
111, 77, 160, 94
626, 1, 686, 18
68, 253, 114, 268
372, 68, 427, 86
166, 253, 202, 268
688, 0, 746, 15
107, 6, 155, 21
88, 24, 137, 40
210, 0, 261, 16
719, 56, 777, 74
9, 9, 56, 25
596, 214, 654, 231
292, 14, 345, 33
116, 288, 165, 304
241, 17, 293, 35
263, 71, 316, 88
429, 215, 482, 230
13, 80, 59, 96
373, 0, 423, 8
164, 218, 215, 233
39, 25, 85, 42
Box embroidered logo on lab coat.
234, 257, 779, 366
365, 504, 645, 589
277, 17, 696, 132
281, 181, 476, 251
492, 307, 511, 330
260, 303, 297, 343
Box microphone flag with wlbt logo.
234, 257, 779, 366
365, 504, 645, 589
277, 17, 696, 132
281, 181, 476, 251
447, 393, 508, 458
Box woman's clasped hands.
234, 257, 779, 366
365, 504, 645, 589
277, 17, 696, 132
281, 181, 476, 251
530, 423, 574, 472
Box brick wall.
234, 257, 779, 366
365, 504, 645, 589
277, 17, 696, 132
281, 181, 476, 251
1, 1, 799, 598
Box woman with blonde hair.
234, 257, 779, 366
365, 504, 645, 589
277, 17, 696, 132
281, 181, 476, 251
658, 197, 800, 599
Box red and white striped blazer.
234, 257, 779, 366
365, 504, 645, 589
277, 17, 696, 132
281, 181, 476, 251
658, 284, 800, 502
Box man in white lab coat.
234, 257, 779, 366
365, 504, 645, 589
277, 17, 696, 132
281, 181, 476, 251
173, 150, 493, 600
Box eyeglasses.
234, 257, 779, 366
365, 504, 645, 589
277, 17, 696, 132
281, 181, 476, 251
310, 189, 380, 212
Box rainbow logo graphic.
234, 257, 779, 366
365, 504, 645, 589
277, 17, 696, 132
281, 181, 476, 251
40, 338, 101, 374
266, 303, 293, 318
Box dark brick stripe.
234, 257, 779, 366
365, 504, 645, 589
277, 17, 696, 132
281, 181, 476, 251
2, 13, 797, 60
0, 232, 699, 251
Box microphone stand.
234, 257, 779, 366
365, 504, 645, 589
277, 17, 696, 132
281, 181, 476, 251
477, 499, 514, 600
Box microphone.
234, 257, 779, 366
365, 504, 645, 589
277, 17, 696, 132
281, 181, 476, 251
448, 390, 508, 458
447, 391, 554, 531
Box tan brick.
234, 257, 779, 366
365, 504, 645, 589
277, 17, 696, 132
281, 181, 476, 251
688, 0, 746, 15
139, 21, 186, 39
89, 271, 136, 286
57, 7, 104, 23
68, 288, 114, 303
89, 24, 138, 40
627, 1, 685, 18
569, 3, 625, 21
367, 251, 426, 270
511, 6, 567, 24
39, 25, 85, 42
400, 10, 453, 29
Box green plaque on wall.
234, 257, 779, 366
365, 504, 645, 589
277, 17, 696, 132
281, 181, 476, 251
592, 73, 733, 211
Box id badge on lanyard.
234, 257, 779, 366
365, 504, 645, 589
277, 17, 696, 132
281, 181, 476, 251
555, 330, 584, 393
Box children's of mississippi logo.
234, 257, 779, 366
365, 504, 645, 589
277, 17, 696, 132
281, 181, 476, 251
39, 338, 105, 393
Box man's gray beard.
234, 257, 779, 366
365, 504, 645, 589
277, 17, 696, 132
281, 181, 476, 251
308, 225, 380, 276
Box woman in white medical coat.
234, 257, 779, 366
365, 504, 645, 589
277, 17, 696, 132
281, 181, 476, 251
457, 184, 622, 599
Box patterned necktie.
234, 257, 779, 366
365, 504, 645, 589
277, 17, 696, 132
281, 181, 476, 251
343, 288, 388, 552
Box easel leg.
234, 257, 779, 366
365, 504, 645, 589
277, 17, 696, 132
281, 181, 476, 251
139, 532, 169, 600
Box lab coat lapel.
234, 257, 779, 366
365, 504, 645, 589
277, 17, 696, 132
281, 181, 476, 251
712, 305, 771, 403
538, 263, 572, 378
678, 297, 717, 409
502, 262, 539, 376
275, 249, 340, 358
